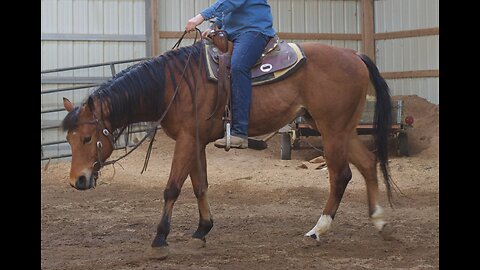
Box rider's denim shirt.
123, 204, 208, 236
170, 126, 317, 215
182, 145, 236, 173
200, 0, 276, 40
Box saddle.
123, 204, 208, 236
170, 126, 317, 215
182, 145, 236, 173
204, 31, 306, 86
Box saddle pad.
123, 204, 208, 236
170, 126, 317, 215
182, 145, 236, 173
204, 41, 306, 86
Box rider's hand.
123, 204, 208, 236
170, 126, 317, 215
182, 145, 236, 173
185, 14, 204, 33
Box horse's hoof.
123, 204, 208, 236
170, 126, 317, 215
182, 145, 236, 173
302, 235, 320, 247
379, 224, 396, 241
147, 246, 169, 260
187, 237, 206, 249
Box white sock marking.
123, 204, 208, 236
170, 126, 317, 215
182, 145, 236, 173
305, 215, 332, 241
371, 205, 386, 231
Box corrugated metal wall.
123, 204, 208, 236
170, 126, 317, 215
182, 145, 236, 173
374, 0, 439, 103
41, 0, 147, 161
271, 0, 361, 49
157, 0, 362, 52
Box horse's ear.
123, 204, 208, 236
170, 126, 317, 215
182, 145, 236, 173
87, 96, 95, 111
63, 97, 74, 112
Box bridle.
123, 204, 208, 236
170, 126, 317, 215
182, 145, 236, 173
74, 111, 116, 175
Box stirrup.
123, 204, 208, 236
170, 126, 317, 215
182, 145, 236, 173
225, 122, 231, 151
222, 104, 232, 152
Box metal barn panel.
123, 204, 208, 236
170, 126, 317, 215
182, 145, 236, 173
383, 39, 394, 71
344, 1, 359, 34
277, 0, 293, 33
426, 77, 439, 104
430, 0, 439, 28
180, 0, 195, 28
383, 0, 393, 32
88, 42, 105, 76
269, 0, 280, 30
158, 0, 167, 31
291, 0, 305, 33
73, 41, 89, 77
344, 40, 360, 51
401, 0, 410, 30
41, 84, 59, 111
427, 35, 439, 70
387, 78, 438, 104
195, 0, 210, 14
57, 41, 74, 73
104, 0, 119, 34
73, 0, 88, 33
374, 0, 383, 33
318, 1, 332, 33
375, 39, 385, 71
409, 37, 419, 71
133, 42, 146, 58
417, 78, 428, 103
392, 37, 403, 71
119, 0, 134, 34
331, 40, 345, 49
58, 0, 73, 33
165, 0, 181, 31
376, 35, 438, 72
118, 42, 135, 71
104, 42, 120, 62
88, 0, 104, 34
401, 37, 411, 71
391, 0, 402, 32
386, 79, 402, 97
42, 0, 58, 33
417, 36, 428, 70
134, 0, 145, 34
72, 85, 91, 105
417, 0, 427, 30
305, 0, 319, 33
331, 1, 345, 33
408, 0, 418, 30
103, 42, 119, 75
42, 41, 58, 71
375, 0, 439, 32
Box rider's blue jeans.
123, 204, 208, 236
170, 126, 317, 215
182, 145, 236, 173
230, 31, 270, 139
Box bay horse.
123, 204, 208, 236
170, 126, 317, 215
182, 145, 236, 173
61, 40, 394, 259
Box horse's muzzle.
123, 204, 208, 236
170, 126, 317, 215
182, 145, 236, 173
72, 172, 97, 190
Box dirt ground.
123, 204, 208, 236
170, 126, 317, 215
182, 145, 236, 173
41, 95, 439, 269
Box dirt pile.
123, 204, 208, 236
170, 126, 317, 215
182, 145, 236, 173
392, 95, 439, 159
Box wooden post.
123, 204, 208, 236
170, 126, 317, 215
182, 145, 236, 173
361, 0, 375, 96
146, 0, 159, 57
361, 0, 375, 62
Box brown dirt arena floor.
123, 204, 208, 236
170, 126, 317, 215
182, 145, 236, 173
41, 95, 439, 269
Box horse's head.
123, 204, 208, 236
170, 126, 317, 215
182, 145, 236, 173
62, 97, 115, 190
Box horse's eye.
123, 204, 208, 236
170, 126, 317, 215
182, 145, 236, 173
83, 136, 92, 144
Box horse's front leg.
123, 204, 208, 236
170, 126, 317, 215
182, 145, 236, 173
189, 144, 213, 247
148, 136, 197, 259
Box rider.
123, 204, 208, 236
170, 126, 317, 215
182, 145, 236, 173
185, 0, 276, 149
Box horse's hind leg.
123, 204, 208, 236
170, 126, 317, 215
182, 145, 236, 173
188, 145, 213, 247
305, 134, 352, 241
149, 136, 197, 259
347, 134, 390, 238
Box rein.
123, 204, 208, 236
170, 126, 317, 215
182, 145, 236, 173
89, 28, 204, 174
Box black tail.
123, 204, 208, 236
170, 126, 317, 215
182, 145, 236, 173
358, 54, 394, 206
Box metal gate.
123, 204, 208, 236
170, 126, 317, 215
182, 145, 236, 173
41, 58, 152, 164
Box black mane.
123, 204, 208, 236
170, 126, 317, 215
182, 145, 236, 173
62, 41, 204, 132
